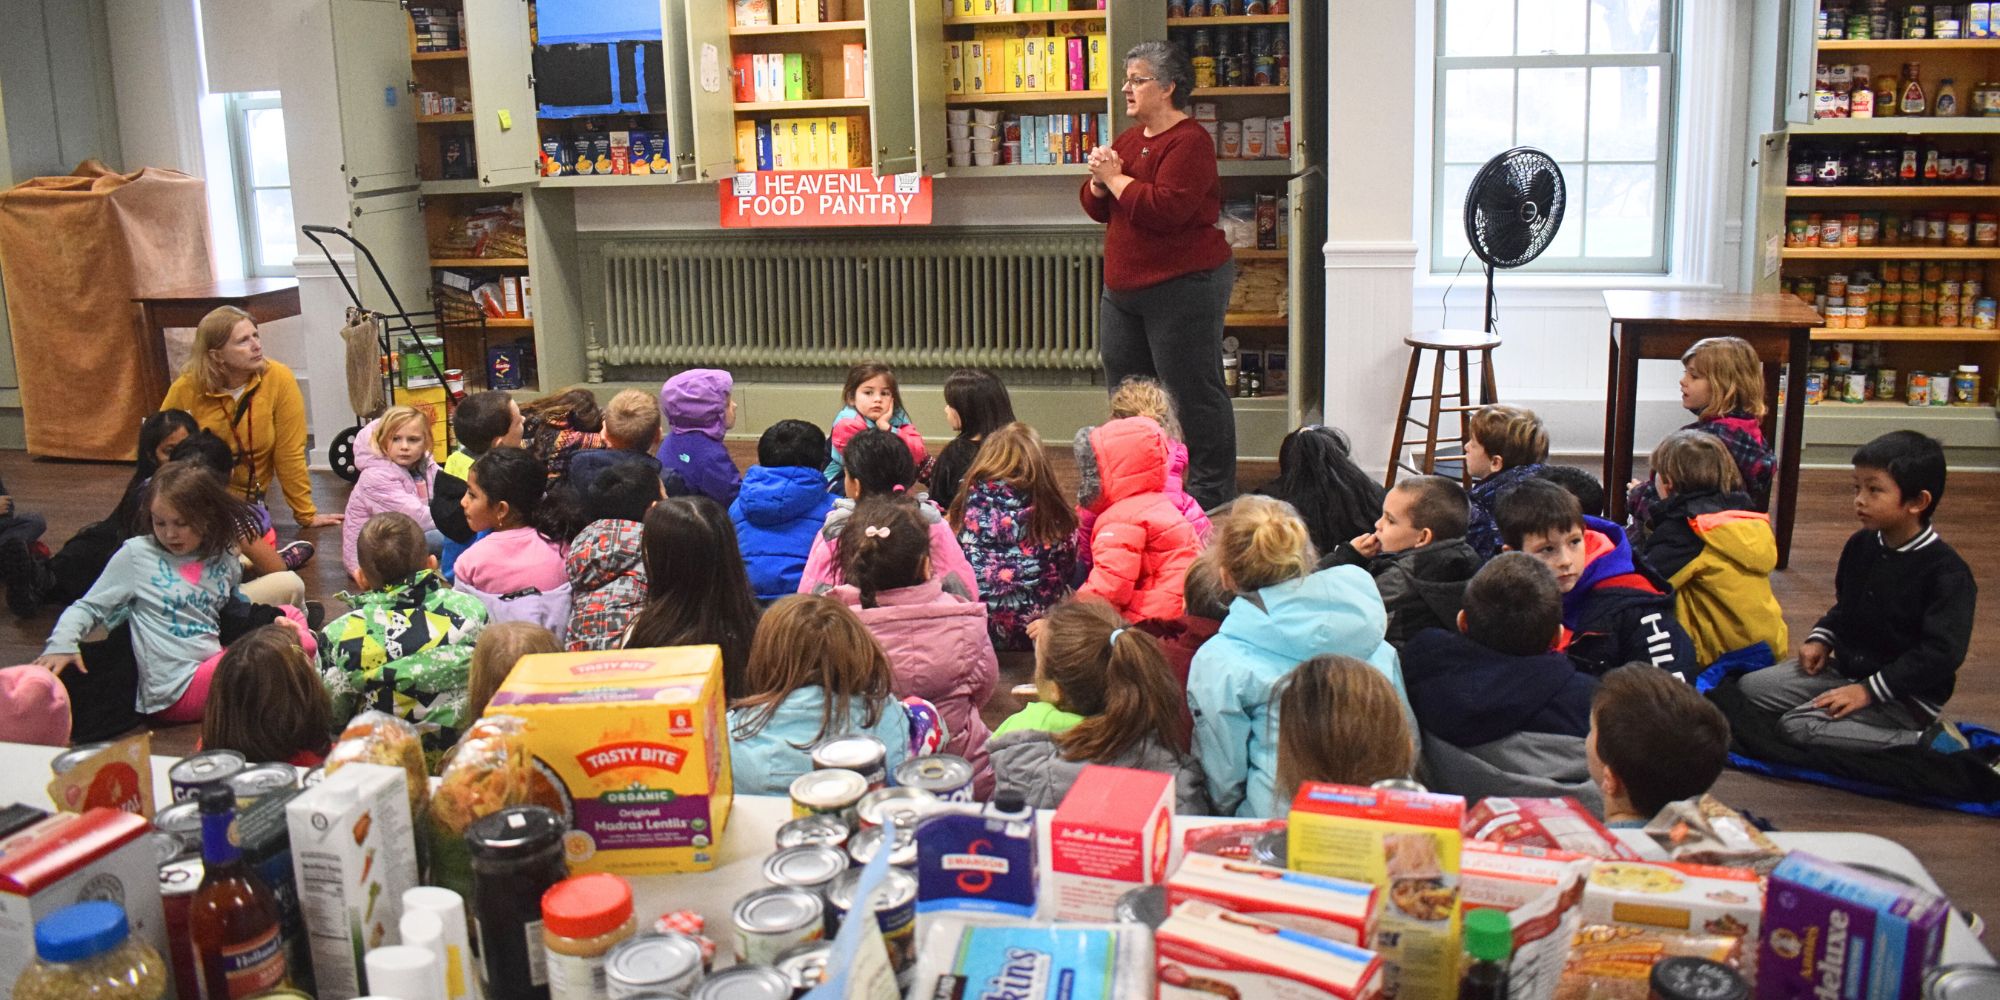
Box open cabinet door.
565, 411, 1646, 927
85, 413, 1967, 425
681, 0, 740, 182
348, 189, 432, 321
907, 0, 947, 176
331, 0, 420, 195
465, 0, 542, 187
864, 0, 918, 176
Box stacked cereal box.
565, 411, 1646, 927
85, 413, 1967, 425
488, 646, 733, 875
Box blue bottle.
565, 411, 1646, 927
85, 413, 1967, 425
913, 792, 1038, 919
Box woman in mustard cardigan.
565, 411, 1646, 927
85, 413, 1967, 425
161, 306, 340, 533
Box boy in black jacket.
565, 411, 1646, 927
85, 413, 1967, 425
1329, 475, 1483, 646
1496, 479, 1696, 680
1739, 431, 1977, 752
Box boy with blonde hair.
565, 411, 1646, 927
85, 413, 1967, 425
567, 389, 683, 497
1464, 404, 1550, 557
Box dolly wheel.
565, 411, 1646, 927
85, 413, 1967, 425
330, 425, 361, 482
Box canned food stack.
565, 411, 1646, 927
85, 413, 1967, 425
1785, 211, 2000, 252
1785, 260, 1996, 330
1818, 2, 2000, 41
1801, 340, 1986, 406
1170, 21, 1289, 92
1788, 141, 1992, 186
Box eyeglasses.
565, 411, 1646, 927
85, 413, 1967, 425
1121, 75, 1158, 90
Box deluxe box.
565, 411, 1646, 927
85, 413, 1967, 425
1167, 850, 1377, 945
287, 762, 417, 1000
489, 646, 733, 875
0, 809, 168, 1000
1463, 796, 1640, 860
1156, 899, 1382, 1000
1289, 782, 1464, 1000
1757, 851, 1949, 1000
1045, 764, 1173, 921
1462, 840, 1592, 1000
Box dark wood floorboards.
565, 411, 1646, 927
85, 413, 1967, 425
1, 448, 1993, 927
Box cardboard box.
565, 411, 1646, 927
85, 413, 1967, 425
1023, 37, 1043, 92
754, 53, 779, 103
947, 41, 965, 94
240, 787, 314, 996
825, 116, 851, 168
1045, 34, 1064, 92
489, 647, 733, 874
1758, 852, 1948, 1000
734, 53, 756, 103
0, 809, 168, 1000
45, 732, 152, 818
1463, 796, 1640, 861
842, 43, 866, 99
784, 52, 805, 102
500, 276, 522, 317
519, 274, 534, 319
799, 118, 825, 171
1046, 765, 1173, 922
756, 120, 775, 171
1067, 36, 1087, 91
770, 118, 793, 170
608, 130, 631, 174
774, 0, 798, 24
287, 763, 418, 1000
1581, 858, 1761, 973
1167, 851, 1378, 945
968, 41, 988, 94
1462, 841, 1591, 1000
1156, 900, 1383, 1000
736, 120, 760, 172
1087, 33, 1107, 90
1006, 38, 1027, 93
1289, 783, 1465, 1000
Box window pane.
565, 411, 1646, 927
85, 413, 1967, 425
1590, 0, 1663, 54
1516, 67, 1587, 161
1589, 66, 1660, 160
1443, 69, 1515, 163
254, 189, 297, 270
245, 107, 290, 187
1444, 0, 1514, 56
1583, 163, 1657, 257
1437, 164, 1480, 263
1539, 164, 1585, 260
1517, 0, 1587, 54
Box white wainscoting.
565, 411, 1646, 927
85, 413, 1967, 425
1323, 242, 1420, 478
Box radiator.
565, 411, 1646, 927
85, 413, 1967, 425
599, 231, 1104, 371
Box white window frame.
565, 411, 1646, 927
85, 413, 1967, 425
1431, 1, 1682, 275
226, 91, 294, 278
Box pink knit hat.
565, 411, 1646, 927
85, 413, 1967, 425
0, 665, 72, 747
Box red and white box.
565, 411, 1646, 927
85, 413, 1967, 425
1462, 841, 1592, 1000
0, 809, 168, 1000
1167, 851, 1377, 946
1581, 858, 1762, 943
1463, 796, 1641, 860
1157, 899, 1382, 1000
1045, 764, 1174, 921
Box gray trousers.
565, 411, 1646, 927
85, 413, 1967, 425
1100, 261, 1238, 511
1738, 658, 1925, 752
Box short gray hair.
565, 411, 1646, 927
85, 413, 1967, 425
1125, 41, 1195, 111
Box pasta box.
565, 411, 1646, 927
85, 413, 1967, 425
1156, 899, 1383, 1000
0, 808, 168, 1000
1582, 857, 1762, 980
1045, 764, 1173, 921
1166, 849, 1377, 945
1757, 851, 1948, 1000
488, 646, 733, 875
1463, 796, 1641, 860
1462, 841, 1592, 1000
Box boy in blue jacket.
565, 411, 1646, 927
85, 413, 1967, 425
659, 369, 741, 506
731, 420, 838, 602
1496, 478, 1696, 680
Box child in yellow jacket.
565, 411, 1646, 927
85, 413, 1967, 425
1637, 430, 1786, 665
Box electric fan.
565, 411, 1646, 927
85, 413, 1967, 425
1463, 146, 1566, 332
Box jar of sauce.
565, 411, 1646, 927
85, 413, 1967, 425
469, 806, 570, 1000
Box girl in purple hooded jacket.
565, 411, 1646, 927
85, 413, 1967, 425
341, 406, 440, 585
657, 369, 742, 506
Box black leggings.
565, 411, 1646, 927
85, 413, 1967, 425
1099, 261, 1239, 510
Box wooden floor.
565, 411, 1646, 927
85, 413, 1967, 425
1, 448, 1993, 927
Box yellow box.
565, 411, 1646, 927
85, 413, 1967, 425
826, 115, 858, 168
1045, 34, 1065, 92
1006, 38, 1027, 94
774, 0, 798, 24
800, 118, 825, 170
489, 647, 733, 875
968, 41, 988, 94
736, 120, 759, 171
1088, 33, 1107, 91
1023, 37, 1043, 93
770, 118, 794, 170
947, 41, 966, 94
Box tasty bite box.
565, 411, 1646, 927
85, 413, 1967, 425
489, 646, 732, 874
1288, 782, 1464, 1000
0, 809, 167, 1000
1167, 850, 1378, 946
1046, 764, 1173, 921
1156, 899, 1383, 1000
1462, 841, 1591, 1000
287, 762, 417, 1000
1758, 851, 1949, 1000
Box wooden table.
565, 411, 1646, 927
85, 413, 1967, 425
130, 277, 302, 401
1602, 290, 1822, 569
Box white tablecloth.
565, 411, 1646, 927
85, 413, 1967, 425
2, 743, 1989, 968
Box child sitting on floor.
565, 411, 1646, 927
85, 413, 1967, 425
1738, 431, 1976, 753
321, 512, 488, 748
623, 497, 762, 698
520, 387, 606, 481
949, 422, 1080, 650
1638, 430, 1786, 666
734, 420, 839, 602
1496, 478, 1696, 680
728, 595, 912, 795
1108, 377, 1211, 540
1332, 474, 1483, 646
827, 361, 926, 488
564, 461, 661, 651
923, 368, 1014, 512
1074, 416, 1203, 622
454, 447, 574, 640
657, 370, 740, 506
800, 429, 979, 599
1627, 336, 1776, 528
208, 624, 334, 767
342, 405, 441, 586
567, 389, 680, 498
1255, 424, 1384, 557
463, 621, 561, 723
432, 390, 523, 579
1590, 663, 1732, 826
1272, 655, 1417, 804
1402, 553, 1599, 807
1465, 405, 1550, 558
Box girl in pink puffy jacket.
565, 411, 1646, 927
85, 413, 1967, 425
832, 497, 997, 798
1074, 417, 1202, 623
1107, 377, 1212, 541
341, 406, 439, 585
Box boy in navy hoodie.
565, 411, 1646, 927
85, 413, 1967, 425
1464, 404, 1550, 557
659, 368, 742, 506
1739, 431, 1977, 752
732, 420, 838, 602
1496, 478, 1696, 680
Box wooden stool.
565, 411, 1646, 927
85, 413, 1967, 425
1384, 329, 1502, 488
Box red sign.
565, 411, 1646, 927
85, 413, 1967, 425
577, 741, 689, 776
720, 169, 933, 228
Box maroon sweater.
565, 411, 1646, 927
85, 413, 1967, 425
1080, 118, 1232, 292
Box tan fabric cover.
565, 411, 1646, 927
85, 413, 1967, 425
0, 162, 212, 459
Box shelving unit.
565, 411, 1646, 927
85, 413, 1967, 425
928, 4, 1122, 176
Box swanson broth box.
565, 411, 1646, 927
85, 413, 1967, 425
1757, 851, 1949, 1000
1045, 764, 1174, 921
489, 646, 732, 874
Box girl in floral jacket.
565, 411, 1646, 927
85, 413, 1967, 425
948, 422, 1079, 650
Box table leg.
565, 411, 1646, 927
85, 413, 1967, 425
1774, 327, 1810, 570
136, 305, 173, 405
1609, 327, 1642, 526
1604, 324, 1625, 522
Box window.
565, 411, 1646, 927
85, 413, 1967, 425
227, 92, 295, 277
1432, 0, 1678, 273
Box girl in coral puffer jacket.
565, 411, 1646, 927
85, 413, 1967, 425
1073, 417, 1202, 622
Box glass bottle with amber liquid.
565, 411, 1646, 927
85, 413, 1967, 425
192, 785, 287, 998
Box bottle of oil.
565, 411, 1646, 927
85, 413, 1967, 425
192, 785, 288, 998
1901, 62, 1928, 115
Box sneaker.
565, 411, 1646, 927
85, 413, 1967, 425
0, 537, 40, 618
304, 600, 326, 634
278, 540, 315, 571
1922, 718, 1971, 755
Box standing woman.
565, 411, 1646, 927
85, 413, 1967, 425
1081, 40, 1237, 511
161, 307, 341, 540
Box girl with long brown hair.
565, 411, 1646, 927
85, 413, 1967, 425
1272, 654, 1416, 807
988, 597, 1208, 812
727, 595, 910, 795
201, 624, 332, 767
948, 422, 1080, 650
623, 496, 760, 698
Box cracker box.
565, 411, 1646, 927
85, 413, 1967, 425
1757, 851, 1949, 1000
1464, 796, 1641, 861
1582, 859, 1762, 943
1167, 850, 1378, 945
1289, 782, 1464, 1000
1157, 899, 1383, 1000
489, 646, 732, 875
0, 809, 168, 1000
1462, 841, 1592, 1000
1045, 765, 1172, 921
287, 762, 418, 1000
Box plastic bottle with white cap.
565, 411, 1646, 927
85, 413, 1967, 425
403, 885, 483, 1000
366, 944, 446, 1000
401, 909, 451, 1000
